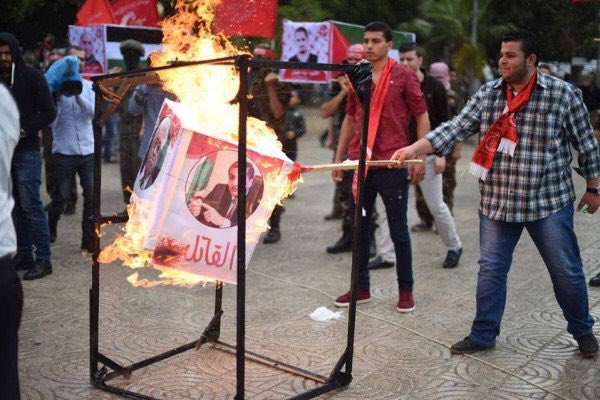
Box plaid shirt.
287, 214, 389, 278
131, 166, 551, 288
426, 72, 600, 223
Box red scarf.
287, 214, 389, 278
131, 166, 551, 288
469, 73, 537, 181
352, 57, 397, 197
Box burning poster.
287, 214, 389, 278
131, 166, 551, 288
131, 99, 293, 284
280, 20, 330, 83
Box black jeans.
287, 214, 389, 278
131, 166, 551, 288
352, 168, 413, 291
0, 256, 23, 399
48, 154, 94, 247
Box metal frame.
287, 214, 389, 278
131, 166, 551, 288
89, 55, 372, 399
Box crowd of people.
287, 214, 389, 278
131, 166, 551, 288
1, 22, 600, 397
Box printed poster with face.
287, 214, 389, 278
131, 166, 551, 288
68, 25, 107, 76
133, 100, 292, 284
280, 20, 331, 83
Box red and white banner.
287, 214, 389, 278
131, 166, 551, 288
214, 0, 278, 39
111, 0, 160, 27
133, 100, 293, 284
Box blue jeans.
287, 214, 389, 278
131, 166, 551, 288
11, 151, 51, 261
354, 168, 412, 291
103, 113, 119, 161
48, 154, 95, 247
470, 205, 594, 346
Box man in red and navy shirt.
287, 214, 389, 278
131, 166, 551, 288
332, 22, 429, 313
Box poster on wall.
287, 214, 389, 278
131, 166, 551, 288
133, 100, 293, 284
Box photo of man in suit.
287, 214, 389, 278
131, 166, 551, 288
288, 27, 318, 63
187, 161, 262, 228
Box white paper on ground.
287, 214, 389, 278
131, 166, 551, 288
309, 306, 343, 322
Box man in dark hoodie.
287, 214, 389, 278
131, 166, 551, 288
0, 33, 56, 280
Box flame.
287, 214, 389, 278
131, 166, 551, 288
99, 0, 303, 288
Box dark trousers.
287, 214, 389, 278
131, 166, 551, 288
281, 138, 297, 161
119, 118, 142, 204
42, 128, 77, 207
0, 256, 23, 399
353, 169, 413, 291
48, 154, 95, 247
103, 113, 119, 161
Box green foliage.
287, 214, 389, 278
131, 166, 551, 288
482, 0, 599, 62
1, 0, 80, 49
279, 0, 332, 22
398, 0, 508, 75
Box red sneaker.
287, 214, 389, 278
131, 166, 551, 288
397, 289, 415, 313
334, 289, 371, 307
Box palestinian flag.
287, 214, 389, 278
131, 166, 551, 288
330, 20, 415, 64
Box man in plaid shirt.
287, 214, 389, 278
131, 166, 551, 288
392, 30, 600, 357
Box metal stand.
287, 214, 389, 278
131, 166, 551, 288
90, 56, 372, 399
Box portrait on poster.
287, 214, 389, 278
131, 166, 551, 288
138, 115, 174, 190
68, 26, 106, 76
130, 99, 293, 284
280, 20, 330, 83
185, 151, 263, 229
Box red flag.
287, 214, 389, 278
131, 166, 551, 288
76, 0, 116, 26
111, 0, 160, 27
213, 0, 278, 39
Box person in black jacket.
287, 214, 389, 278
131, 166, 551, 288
0, 32, 56, 280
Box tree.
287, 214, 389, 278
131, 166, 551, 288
1, 0, 80, 49
482, 0, 599, 62
400, 0, 512, 74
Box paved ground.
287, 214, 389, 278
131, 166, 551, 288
18, 108, 600, 399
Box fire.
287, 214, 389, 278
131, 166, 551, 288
99, 0, 302, 287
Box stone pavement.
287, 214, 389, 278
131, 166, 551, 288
18, 110, 600, 399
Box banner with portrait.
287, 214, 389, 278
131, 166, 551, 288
69, 25, 163, 76
280, 20, 331, 83
68, 25, 107, 76
133, 100, 293, 284
279, 20, 416, 84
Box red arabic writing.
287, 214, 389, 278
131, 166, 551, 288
184, 235, 237, 270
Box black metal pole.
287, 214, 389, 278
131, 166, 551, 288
88, 58, 365, 400
346, 73, 373, 378
90, 82, 104, 380
213, 280, 223, 340
235, 54, 251, 400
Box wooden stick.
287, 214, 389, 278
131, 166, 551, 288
301, 159, 422, 173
